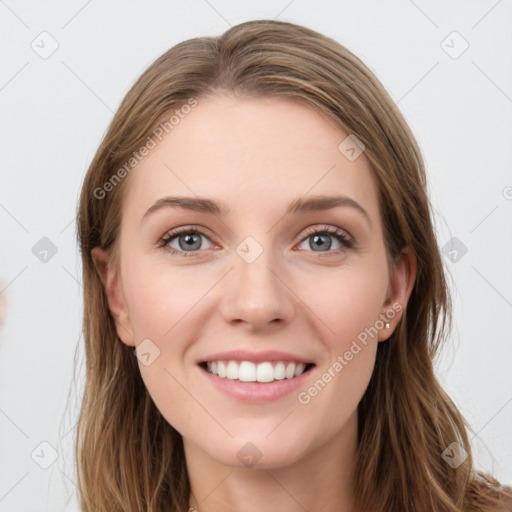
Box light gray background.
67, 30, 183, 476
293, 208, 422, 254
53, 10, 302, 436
0, 1, 511, 510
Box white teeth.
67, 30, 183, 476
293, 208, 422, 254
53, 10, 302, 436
205, 360, 310, 382
217, 361, 226, 378
285, 362, 295, 379
226, 361, 239, 379
274, 362, 285, 380
294, 363, 306, 377
256, 362, 274, 383
239, 361, 256, 382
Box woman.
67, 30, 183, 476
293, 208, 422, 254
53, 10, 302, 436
75, 19, 511, 511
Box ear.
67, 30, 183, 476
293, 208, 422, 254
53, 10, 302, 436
378, 246, 417, 342
91, 247, 135, 347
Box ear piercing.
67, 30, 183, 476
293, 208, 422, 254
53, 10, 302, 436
385, 323, 390, 329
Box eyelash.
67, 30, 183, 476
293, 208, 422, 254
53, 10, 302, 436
158, 225, 354, 258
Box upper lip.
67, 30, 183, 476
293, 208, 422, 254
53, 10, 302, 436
198, 350, 315, 365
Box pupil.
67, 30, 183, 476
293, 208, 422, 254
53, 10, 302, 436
180, 234, 200, 250
312, 234, 331, 251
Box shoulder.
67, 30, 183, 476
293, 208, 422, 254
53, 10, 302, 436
473, 473, 512, 511
494, 484, 512, 511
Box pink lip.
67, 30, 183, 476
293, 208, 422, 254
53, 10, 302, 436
197, 363, 316, 403
197, 349, 314, 365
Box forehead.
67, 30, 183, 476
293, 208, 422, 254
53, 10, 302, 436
122, 95, 380, 224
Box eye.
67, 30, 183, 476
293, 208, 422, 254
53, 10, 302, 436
158, 226, 214, 257
158, 225, 354, 258
296, 226, 354, 255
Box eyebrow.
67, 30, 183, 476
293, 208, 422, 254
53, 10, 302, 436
142, 194, 372, 227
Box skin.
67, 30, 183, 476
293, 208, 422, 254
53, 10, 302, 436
92, 94, 416, 512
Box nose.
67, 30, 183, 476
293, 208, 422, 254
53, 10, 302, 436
219, 248, 296, 332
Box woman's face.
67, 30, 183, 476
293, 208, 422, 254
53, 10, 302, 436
94, 95, 414, 469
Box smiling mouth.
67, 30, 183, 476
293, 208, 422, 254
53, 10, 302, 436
198, 360, 316, 383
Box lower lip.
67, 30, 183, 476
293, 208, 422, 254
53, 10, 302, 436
197, 364, 316, 403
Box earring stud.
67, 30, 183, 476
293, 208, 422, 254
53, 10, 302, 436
385, 323, 390, 329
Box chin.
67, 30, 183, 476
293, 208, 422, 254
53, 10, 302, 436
204, 434, 311, 470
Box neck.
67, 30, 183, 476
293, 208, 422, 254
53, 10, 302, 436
184, 412, 359, 512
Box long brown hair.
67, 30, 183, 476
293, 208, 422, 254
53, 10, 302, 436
74, 19, 511, 511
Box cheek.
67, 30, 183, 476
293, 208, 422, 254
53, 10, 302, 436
306, 265, 387, 344
297, 278, 382, 436
295, 345, 376, 452
297, 268, 384, 411
123, 259, 210, 341
122, 265, 200, 434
